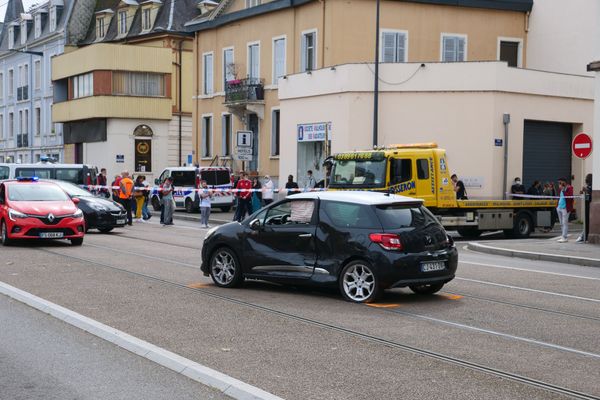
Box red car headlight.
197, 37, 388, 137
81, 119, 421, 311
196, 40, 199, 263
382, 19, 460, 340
8, 208, 28, 222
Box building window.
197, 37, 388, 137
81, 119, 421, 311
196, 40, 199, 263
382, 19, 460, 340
301, 31, 316, 72
34, 14, 41, 38
381, 31, 407, 63
34, 60, 41, 90
223, 48, 234, 86
142, 8, 151, 30
222, 114, 232, 156
8, 27, 14, 50
17, 65, 29, 101
21, 21, 28, 45
119, 11, 127, 35
72, 72, 93, 99
203, 53, 213, 95
442, 34, 466, 62
248, 43, 259, 80
499, 40, 521, 67
96, 17, 106, 39
271, 109, 280, 156
49, 7, 57, 32
0, 114, 3, 139
246, 0, 261, 7
8, 113, 14, 138
112, 72, 165, 97
273, 37, 286, 84
8, 70, 14, 98
23, 109, 28, 135
35, 107, 40, 136
0, 73, 3, 101
201, 116, 212, 158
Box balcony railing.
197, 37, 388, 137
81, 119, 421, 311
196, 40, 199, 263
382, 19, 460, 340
17, 133, 28, 148
224, 78, 264, 104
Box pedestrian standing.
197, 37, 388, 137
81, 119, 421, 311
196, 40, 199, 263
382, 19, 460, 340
511, 177, 525, 196
162, 177, 175, 225
527, 181, 542, 196
199, 180, 212, 228
232, 171, 242, 222
285, 175, 299, 196
577, 173, 592, 243
305, 170, 316, 190
556, 177, 573, 242
133, 175, 146, 222
111, 175, 121, 202
262, 175, 274, 206
451, 174, 468, 200
118, 171, 134, 226
251, 177, 262, 213
141, 176, 151, 220
235, 172, 252, 222
97, 168, 109, 198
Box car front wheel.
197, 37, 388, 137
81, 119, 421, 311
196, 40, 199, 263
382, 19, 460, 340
339, 261, 381, 303
1, 220, 12, 246
210, 247, 243, 288
409, 282, 445, 295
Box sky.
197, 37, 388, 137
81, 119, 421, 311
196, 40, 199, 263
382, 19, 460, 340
1, 0, 38, 23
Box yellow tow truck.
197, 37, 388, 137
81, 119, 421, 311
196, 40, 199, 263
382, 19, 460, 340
329, 143, 557, 238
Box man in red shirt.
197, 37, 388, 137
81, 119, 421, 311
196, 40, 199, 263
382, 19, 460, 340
235, 172, 252, 222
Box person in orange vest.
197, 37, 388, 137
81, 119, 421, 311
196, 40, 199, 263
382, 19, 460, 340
118, 171, 134, 226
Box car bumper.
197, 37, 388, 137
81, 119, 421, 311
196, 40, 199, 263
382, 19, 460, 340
7, 217, 85, 239
88, 211, 128, 229
373, 246, 459, 289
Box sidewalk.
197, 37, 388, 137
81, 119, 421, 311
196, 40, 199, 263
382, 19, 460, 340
467, 235, 600, 267
171, 210, 234, 225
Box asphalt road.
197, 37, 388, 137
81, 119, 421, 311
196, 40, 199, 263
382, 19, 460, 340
0, 218, 598, 400
0, 293, 228, 400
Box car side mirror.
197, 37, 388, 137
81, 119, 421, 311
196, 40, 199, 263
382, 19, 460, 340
249, 219, 261, 231
154, 178, 160, 185
72, 197, 80, 205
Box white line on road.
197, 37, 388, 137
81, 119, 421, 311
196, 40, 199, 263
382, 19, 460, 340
459, 260, 600, 281
456, 277, 600, 303
0, 281, 283, 400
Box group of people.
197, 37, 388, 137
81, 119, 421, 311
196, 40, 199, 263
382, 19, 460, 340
231, 172, 275, 222
510, 177, 561, 198
107, 170, 154, 226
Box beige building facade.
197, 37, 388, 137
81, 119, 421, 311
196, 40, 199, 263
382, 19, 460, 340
187, 0, 532, 185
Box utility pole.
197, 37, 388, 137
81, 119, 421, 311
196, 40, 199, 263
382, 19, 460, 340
372, 0, 380, 148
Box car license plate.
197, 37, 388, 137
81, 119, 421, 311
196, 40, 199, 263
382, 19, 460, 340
421, 261, 446, 272
116, 219, 126, 224
40, 232, 64, 239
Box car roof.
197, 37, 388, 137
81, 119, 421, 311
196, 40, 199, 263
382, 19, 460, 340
166, 166, 231, 171
289, 191, 423, 205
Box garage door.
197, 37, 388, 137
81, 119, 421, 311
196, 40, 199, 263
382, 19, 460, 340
522, 120, 572, 189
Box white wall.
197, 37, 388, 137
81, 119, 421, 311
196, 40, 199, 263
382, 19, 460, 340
526, 0, 599, 76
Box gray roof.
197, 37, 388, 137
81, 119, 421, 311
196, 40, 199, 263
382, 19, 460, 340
289, 191, 423, 205
81, 0, 199, 44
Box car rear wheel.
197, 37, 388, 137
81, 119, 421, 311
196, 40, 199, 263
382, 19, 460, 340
1, 220, 12, 246
339, 261, 381, 303
70, 238, 84, 246
409, 282, 445, 295
98, 227, 113, 233
210, 247, 243, 288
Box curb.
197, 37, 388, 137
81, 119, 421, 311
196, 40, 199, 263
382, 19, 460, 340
0, 281, 284, 400
466, 242, 600, 268
172, 213, 231, 225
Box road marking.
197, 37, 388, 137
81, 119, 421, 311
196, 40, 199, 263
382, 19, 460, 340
439, 294, 463, 300
0, 281, 283, 400
459, 259, 600, 281
456, 277, 600, 303
366, 303, 401, 308
387, 307, 600, 360
187, 282, 211, 289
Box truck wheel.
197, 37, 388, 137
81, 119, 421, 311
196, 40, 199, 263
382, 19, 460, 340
457, 227, 482, 238
151, 196, 161, 211
506, 212, 533, 239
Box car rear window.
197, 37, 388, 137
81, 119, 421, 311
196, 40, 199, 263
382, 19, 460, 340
200, 170, 231, 186
375, 204, 439, 229
322, 201, 378, 229
171, 171, 196, 186
8, 184, 70, 201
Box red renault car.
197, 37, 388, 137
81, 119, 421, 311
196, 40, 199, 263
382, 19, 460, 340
0, 178, 85, 246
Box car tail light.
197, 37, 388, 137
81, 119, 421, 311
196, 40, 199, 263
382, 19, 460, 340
369, 233, 403, 251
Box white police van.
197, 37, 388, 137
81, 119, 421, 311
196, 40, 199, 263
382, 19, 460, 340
151, 166, 234, 213
0, 162, 98, 185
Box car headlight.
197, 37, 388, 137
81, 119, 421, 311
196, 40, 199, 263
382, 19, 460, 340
8, 208, 27, 222
73, 209, 83, 218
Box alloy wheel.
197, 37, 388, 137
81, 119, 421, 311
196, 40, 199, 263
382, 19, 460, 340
342, 263, 376, 302
211, 250, 237, 286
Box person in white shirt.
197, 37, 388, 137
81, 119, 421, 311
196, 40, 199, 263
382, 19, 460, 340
263, 175, 274, 205
305, 170, 316, 190
199, 180, 212, 228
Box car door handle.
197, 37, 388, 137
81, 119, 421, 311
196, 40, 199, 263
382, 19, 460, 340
298, 233, 312, 238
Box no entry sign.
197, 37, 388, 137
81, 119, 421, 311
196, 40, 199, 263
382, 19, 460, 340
572, 133, 593, 159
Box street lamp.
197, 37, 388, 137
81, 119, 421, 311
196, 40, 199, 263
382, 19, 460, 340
372, 0, 380, 148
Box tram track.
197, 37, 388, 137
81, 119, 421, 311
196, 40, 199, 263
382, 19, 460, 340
34, 246, 600, 400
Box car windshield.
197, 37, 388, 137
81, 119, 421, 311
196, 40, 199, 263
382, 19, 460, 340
374, 204, 439, 229
52, 180, 94, 197
330, 159, 387, 187
8, 184, 70, 201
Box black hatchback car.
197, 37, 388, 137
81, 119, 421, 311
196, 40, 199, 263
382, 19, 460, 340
50, 180, 127, 233
201, 192, 457, 303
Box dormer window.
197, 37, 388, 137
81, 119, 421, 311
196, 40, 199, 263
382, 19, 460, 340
49, 7, 57, 31
34, 14, 41, 38
8, 27, 14, 50
142, 8, 151, 30
97, 17, 106, 39
118, 10, 127, 35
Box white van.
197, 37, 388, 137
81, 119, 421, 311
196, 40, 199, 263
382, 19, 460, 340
0, 163, 98, 185
151, 166, 234, 213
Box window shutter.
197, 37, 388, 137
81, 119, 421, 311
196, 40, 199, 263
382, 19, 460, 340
382, 32, 396, 63
443, 36, 455, 62
222, 115, 227, 155
249, 45, 259, 79
208, 55, 213, 93
457, 37, 465, 61
396, 33, 406, 63
300, 35, 307, 72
